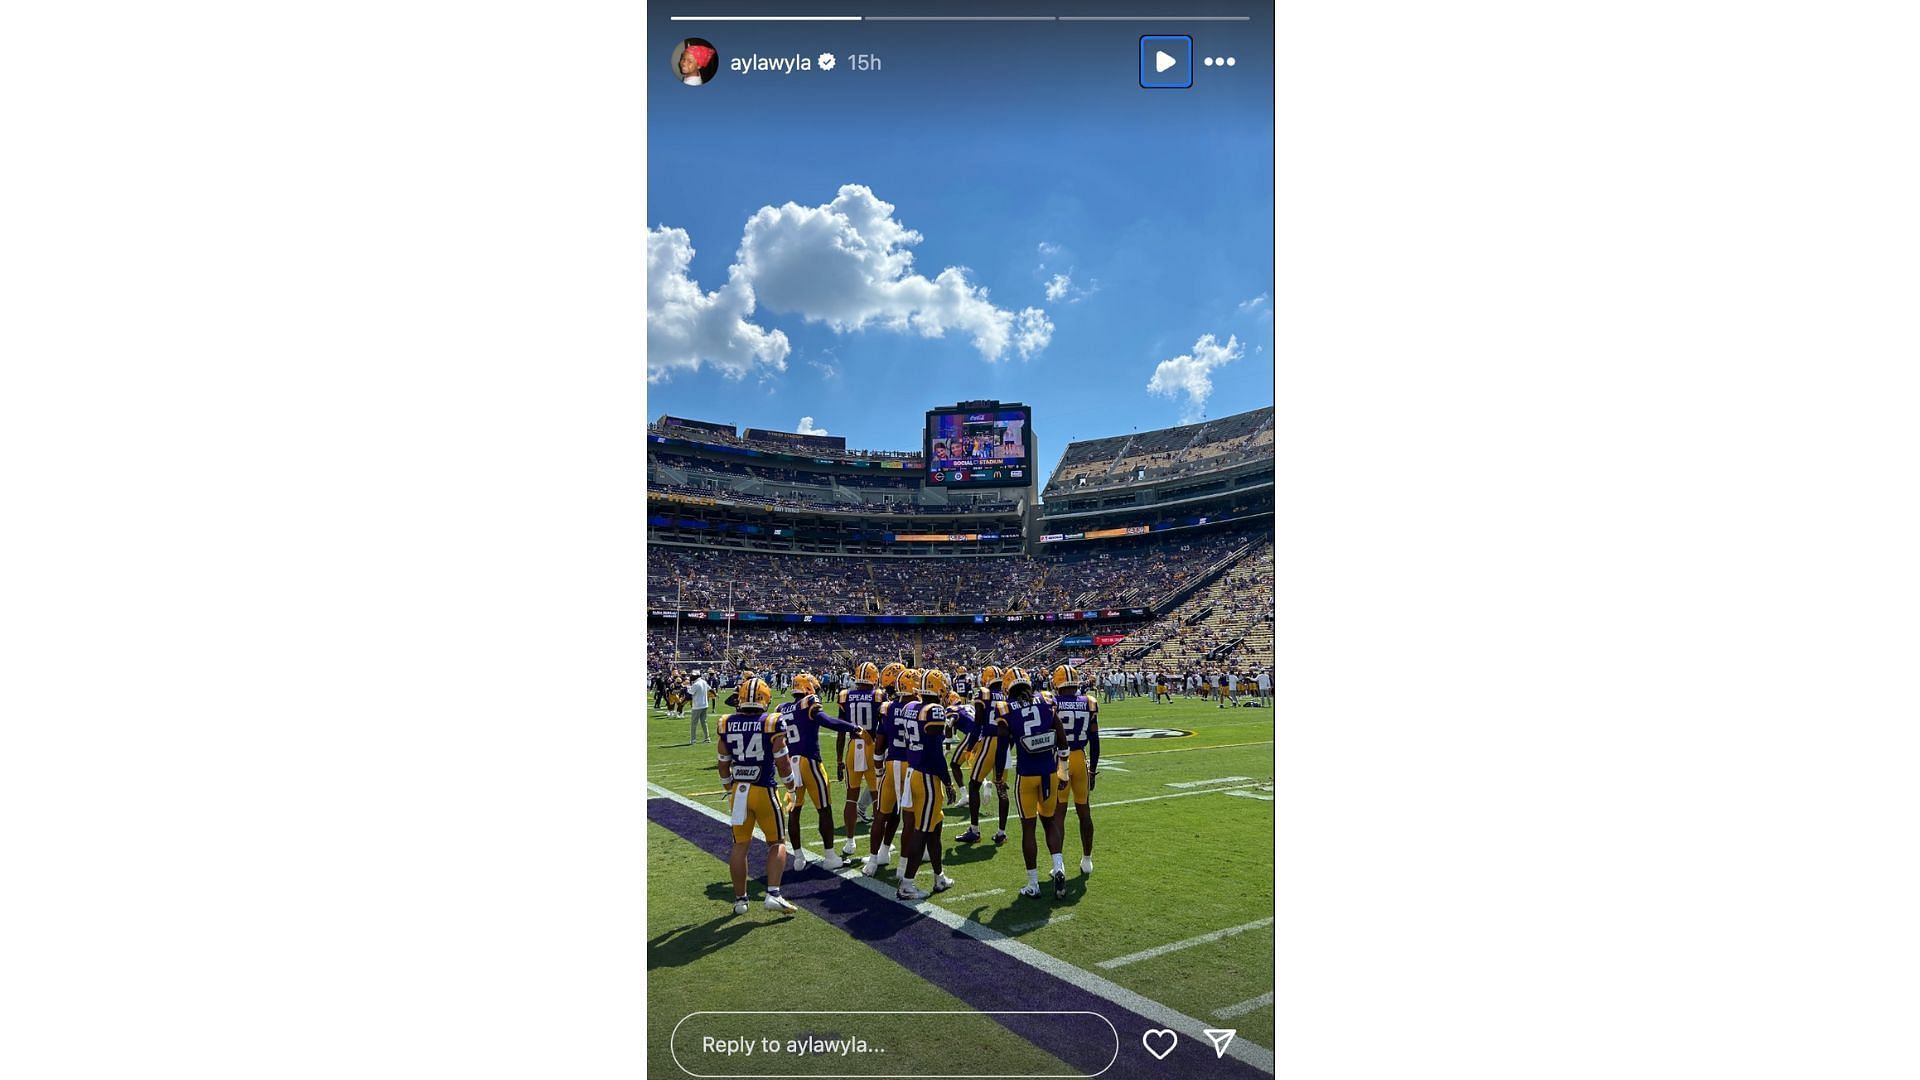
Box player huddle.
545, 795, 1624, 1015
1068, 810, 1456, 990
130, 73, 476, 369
710, 660, 1101, 913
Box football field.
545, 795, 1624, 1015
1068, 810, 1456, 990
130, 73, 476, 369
646, 696, 1276, 1076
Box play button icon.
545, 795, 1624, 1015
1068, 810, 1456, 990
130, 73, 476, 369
1139, 35, 1192, 89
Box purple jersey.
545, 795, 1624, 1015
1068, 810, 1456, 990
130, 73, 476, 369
718, 712, 780, 787
775, 694, 853, 762
1054, 693, 1095, 750
948, 703, 978, 739
1005, 697, 1060, 776
887, 699, 949, 773
838, 687, 883, 736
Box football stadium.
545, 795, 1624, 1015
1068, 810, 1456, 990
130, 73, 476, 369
646, 404, 1276, 1077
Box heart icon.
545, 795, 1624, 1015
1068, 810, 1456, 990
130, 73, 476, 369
1142, 1028, 1179, 1061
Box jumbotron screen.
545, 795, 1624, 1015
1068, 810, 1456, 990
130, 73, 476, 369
924, 405, 1032, 487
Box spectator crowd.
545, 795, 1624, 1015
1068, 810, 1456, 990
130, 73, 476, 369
647, 527, 1255, 615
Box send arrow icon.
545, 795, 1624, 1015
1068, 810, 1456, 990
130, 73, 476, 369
1155, 50, 1177, 73
1202, 1028, 1237, 1059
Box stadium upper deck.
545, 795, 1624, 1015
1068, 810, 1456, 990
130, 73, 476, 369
646, 405, 1273, 562
1044, 406, 1273, 495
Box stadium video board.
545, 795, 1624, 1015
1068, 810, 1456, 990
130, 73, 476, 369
923, 404, 1032, 487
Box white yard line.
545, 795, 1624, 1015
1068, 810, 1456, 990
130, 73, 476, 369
1167, 776, 1254, 788
1096, 917, 1276, 970
1109, 739, 1274, 758
943, 888, 1006, 903
1213, 991, 1274, 1020
1095, 783, 1266, 808
1008, 912, 1076, 934
647, 782, 1274, 1074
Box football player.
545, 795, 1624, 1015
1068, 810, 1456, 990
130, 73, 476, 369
832, 662, 885, 860
862, 666, 919, 878
1050, 664, 1100, 875
944, 679, 977, 807
947, 667, 987, 798
891, 669, 958, 899
867, 662, 909, 868
1001, 667, 1070, 898
714, 676, 800, 914
774, 672, 858, 872
958, 665, 1012, 845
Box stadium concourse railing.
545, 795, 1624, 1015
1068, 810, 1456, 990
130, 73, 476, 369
1007, 540, 1255, 671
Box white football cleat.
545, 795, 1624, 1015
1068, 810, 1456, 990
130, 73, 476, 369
1080, 856, 1093, 875
821, 851, 845, 871
896, 881, 927, 901
732, 897, 750, 915
764, 894, 797, 913
933, 873, 956, 893
877, 845, 892, 868
840, 839, 856, 856
788, 849, 805, 872
860, 855, 879, 877
1018, 882, 1043, 898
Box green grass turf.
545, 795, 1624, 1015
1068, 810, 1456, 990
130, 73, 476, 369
648, 695, 1277, 1054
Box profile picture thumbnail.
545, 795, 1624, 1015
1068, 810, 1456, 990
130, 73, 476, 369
675, 38, 718, 86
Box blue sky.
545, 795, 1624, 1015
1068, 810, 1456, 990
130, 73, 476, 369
646, 11, 1273, 473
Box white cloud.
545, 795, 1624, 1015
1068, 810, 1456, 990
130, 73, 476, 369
735, 184, 1052, 362
646, 226, 790, 384
1037, 241, 1061, 258
1041, 270, 1096, 305
806, 357, 841, 380
1146, 333, 1244, 423
1238, 292, 1270, 314
795, 416, 828, 435
1014, 307, 1053, 355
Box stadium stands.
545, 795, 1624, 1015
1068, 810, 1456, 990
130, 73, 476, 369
649, 623, 1070, 681
1045, 406, 1272, 495
649, 481, 1013, 516
646, 407, 1275, 684
1093, 538, 1274, 673
647, 527, 1254, 615
649, 420, 921, 464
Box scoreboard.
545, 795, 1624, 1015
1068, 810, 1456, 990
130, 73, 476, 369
924, 402, 1033, 487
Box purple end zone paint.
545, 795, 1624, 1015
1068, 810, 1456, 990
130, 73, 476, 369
649, 798, 1270, 1079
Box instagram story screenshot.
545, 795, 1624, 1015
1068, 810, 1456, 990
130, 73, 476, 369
645, 2, 1275, 1077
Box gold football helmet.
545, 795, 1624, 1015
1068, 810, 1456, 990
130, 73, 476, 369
880, 662, 905, 690
855, 661, 881, 686
791, 672, 819, 696
921, 669, 949, 698
980, 665, 1001, 690
1004, 666, 1032, 692
896, 668, 922, 697
1051, 664, 1080, 691
737, 676, 773, 711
